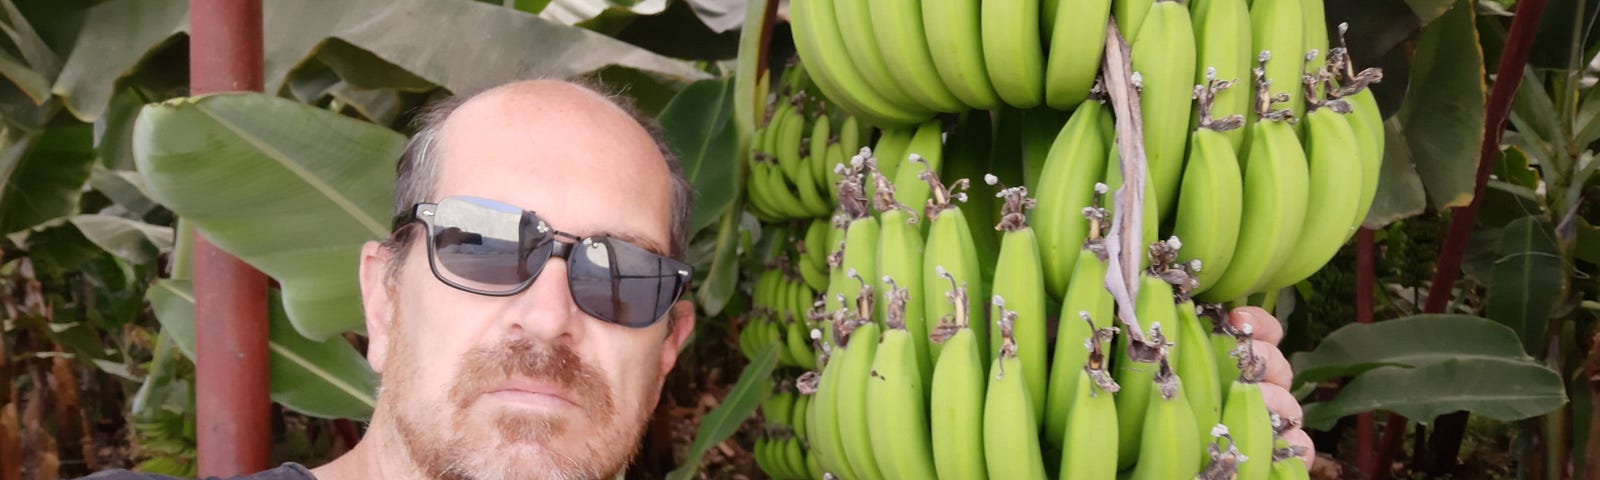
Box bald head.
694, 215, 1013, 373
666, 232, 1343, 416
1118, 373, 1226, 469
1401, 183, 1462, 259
386, 79, 693, 274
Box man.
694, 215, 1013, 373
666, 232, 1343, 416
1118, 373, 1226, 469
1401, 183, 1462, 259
90, 78, 1313, 480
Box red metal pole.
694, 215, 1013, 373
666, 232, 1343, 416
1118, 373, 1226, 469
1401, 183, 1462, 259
189, 0, 270, 476
1355, 227, 1378, 477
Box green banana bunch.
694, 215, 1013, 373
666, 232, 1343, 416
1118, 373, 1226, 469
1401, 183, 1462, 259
1263, 70, 1362, 290
865, 280, 940, 479
1190, 0, 1253, 151
868, 0, 967, 112
1129, 0, 1197, 222
927, 270, 990, 480
981, 306, 1050, 479
1034, 98, 1113, 299
890, 119, 947, 221
986, 178, 1047, 421
922, 173, 988, 365
1127, 355, 1203, 479
1113, 259, 1179, 470
1172, 73, 1245, 295
1044, 187, 1114, 449
982, 0, 1045, 107
833, 277, 887, 480
1247, 0, 1305, 136
1198, 59, 1309, 304
829, 0, 922, 111
1043, 0, 1111, 109
1221, 324, 1275, 480
788, 0, 931, 127
873, 173, 932, 384
921, 0, 1003, 109
1054, 314, 1120, 479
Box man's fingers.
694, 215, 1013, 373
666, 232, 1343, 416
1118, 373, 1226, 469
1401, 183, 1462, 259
1229, 306, 1285, 346
1261, 383, 1303, 425
1283, 427, 1317, 470
1255, 339, 1293, 389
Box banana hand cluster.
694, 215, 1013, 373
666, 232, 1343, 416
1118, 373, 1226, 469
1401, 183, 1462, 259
751, 2, 1393, 475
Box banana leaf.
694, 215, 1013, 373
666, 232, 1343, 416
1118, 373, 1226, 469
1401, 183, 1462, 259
133, 92, 403, 340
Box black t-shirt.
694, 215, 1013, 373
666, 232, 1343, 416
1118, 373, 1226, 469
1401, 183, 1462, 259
78, 463, 316, 480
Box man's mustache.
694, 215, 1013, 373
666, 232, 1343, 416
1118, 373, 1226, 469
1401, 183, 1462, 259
447, 336, 615, 418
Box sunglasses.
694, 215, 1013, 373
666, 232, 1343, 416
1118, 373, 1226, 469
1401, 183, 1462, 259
391, 195, 692, 328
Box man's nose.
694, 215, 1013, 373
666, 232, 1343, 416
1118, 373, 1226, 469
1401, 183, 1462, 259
498, 257, 585, 342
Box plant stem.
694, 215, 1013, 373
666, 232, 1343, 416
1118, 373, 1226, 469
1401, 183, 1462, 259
1398, 0, 1548, 474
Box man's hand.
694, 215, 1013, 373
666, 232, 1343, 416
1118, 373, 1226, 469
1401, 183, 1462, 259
1229, 306, 1316, 469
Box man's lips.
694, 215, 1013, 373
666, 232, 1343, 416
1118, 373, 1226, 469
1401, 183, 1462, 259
483, 378, 581, 410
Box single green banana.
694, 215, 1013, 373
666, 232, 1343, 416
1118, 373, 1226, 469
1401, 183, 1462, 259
805, 308, 859, 479
775, 101, 808, 183
927, 271, 990, 480
1127, 356, 1203, 479
1173, 74, 1246, 294
1302, 0, 1329, 89
1190, 0, 1253, 151
981, 307, 1050, 479
1198, 63, 1309, 303
1114, 0, 1156, 43
1176, 297, 1224, 468
788, 0, 932, 127
943, 111, 1000, 287
1221, 325, 1275, 480
836, 157, 881, 322
1114, 271, 1179, 470
835, 307, 886, 480
1054, 314, 1120, 479
869, 127, 915, 202
787, 316, 818, 370
986, 180, 1048, 421
867, 0, 968, 112
1247, 0, 1305, 135
1129, 0, 1197, 223
875, 182, 932, 384
1330, 25, 1385, 232
922, 174, 988, 365
1264, 85, 1363, 289
1043, 0, 1111, 109
1043, 189, 1114, 449
1269, 436, 1312, 480
790, 391, 811, 443
754, 436, 775, 478
782, 437, 807, 479
829, 0, 925, 111
890, 120, 946, 218
765, 389, 796, 430
1034, 99, 1113, 299
919, 0, 1003, 109
981, 0, 1046, 107
810, 113, 834, 193
1019, 107, 1070, 194
865, 282, 939, 479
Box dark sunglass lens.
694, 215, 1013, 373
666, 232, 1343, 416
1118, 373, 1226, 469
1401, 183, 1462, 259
431, 197, 530, 290
568, 238, 682, 327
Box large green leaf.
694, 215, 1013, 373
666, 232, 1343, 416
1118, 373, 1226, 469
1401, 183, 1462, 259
146, 279, 378, 421
658, 77, 738, 234
1363, 118, 1428, 228
0, 124, 96, 234
1301, 357, 1566, 429
1394, 0, 1484, 211
1291, 314, 1536, 387
68, 213, 172, 264
1485, 216, 1564, 355
52, 0, 709, 122
88, 166, 159, 218
48, 0, 184, 122
665, 342, 779, 480
133, 93, 403, 340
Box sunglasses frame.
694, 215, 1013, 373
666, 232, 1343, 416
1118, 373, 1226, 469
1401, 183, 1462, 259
391, 196, 693, 328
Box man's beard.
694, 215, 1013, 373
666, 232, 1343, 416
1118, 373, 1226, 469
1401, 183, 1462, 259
379, 320, 651, 480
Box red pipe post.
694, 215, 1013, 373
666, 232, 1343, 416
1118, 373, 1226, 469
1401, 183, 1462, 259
1355, 227, 1377, 476
189, 0, 271, 476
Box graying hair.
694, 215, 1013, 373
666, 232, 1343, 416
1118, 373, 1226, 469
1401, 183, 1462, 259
383, 78, 695, 284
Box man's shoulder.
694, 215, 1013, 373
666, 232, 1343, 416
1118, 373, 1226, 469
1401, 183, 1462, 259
79, 463, 317, 480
